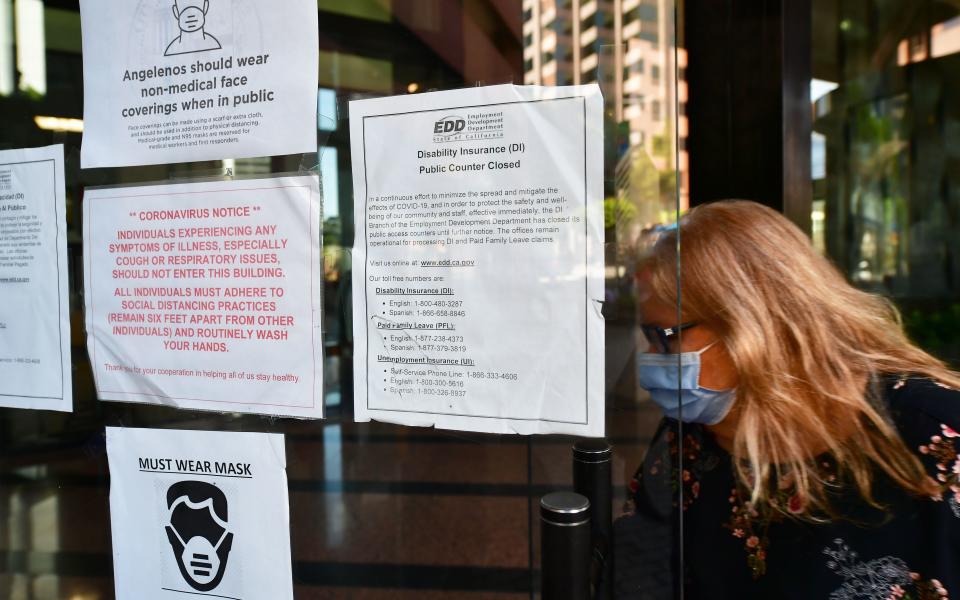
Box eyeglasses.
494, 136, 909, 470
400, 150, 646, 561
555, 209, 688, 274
640, 321, 700, 353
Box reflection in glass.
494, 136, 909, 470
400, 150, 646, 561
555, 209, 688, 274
813, 0, 960, 365
0, 0, 14, 96
14, 0, 45, 96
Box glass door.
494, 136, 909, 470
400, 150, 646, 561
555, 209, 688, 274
0, 1, 684, 597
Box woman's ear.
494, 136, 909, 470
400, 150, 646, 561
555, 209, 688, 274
635, 267, 654, 302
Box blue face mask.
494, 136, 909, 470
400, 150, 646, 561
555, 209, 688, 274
636, 342, 736, 425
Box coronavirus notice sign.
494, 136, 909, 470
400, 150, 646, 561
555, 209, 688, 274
83, 177, 323, 418
79, 0, 319, 168
107, 427, 293, 600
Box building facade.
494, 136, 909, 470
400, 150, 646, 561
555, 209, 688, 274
523, 0, 687, 228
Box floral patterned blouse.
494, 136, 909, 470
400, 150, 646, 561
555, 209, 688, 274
614, 377, 960, 600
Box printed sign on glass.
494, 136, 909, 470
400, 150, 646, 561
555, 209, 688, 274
0, 145, 72, 412
107, 427, 293, 600
83, 176, 323, 418
349, 84, 605, 436
79, 0, 319, 168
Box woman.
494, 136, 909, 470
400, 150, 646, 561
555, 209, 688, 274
616, 200, 960, 599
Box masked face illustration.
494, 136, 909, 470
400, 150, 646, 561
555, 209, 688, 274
165, 0, 221, 56
173, 0, 209, 33
164, 481, 234, 592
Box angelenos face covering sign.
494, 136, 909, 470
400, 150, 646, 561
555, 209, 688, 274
79, 0, 319, 168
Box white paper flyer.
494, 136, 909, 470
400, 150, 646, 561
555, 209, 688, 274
349, 84, 605, 436
107, 427, 293, 600
80, 0, 319, 168
0, 144, 72, 412
84, 176, 323, 418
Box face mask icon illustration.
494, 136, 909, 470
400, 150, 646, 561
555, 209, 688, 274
165, 0, 222, 57
164, 481, 234, 592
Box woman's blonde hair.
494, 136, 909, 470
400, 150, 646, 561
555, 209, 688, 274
644, 200, 960, 516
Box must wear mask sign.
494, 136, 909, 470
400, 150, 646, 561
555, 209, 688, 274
107, 427, 293, 600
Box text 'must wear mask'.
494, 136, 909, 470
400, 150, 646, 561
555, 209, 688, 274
165, 480, 234, 592
636, 322, 737, 425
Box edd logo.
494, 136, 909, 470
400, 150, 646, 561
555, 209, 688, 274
434, 115, 466, 138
